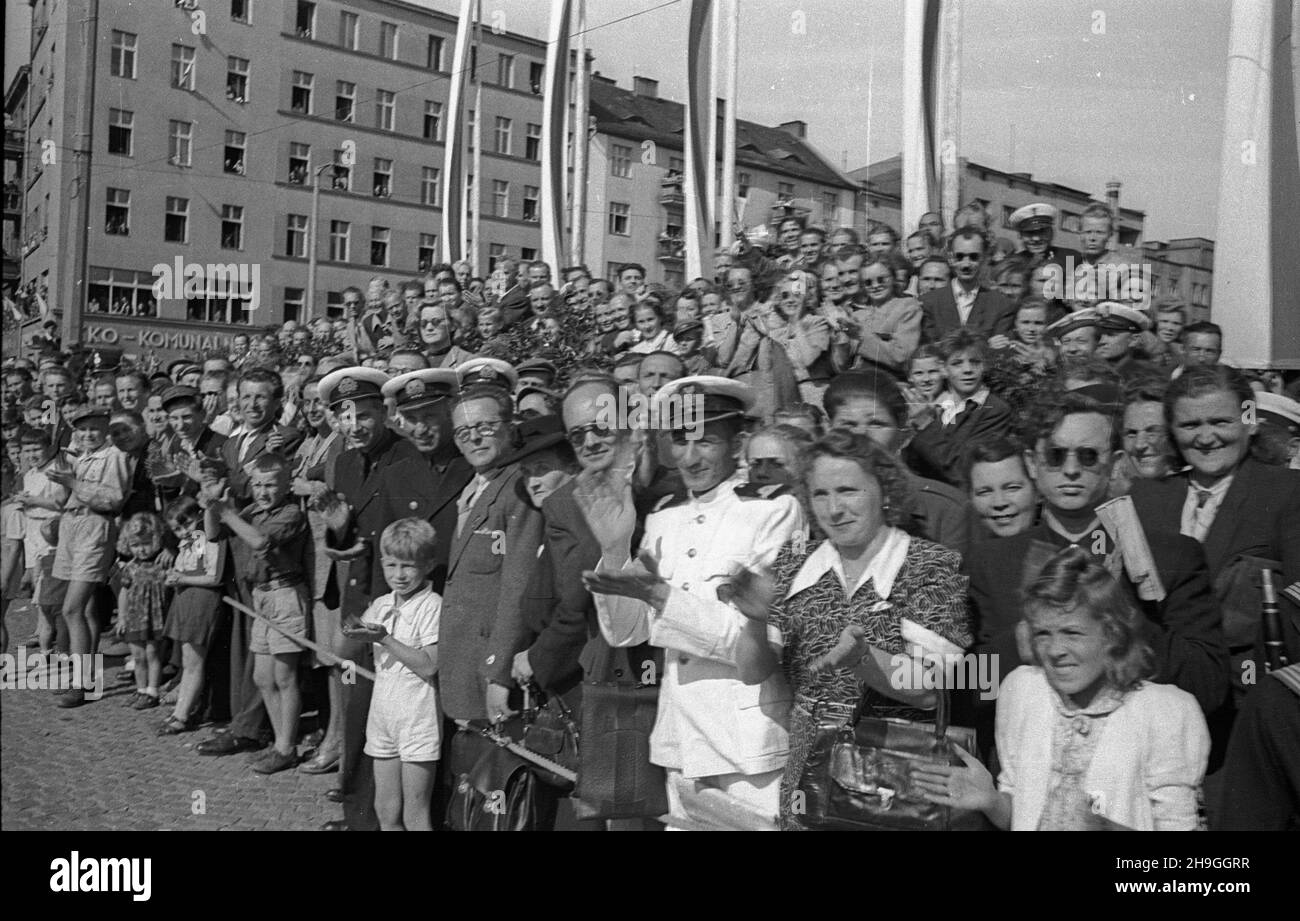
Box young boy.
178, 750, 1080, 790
15, 427, 69, 657
904, 327, 1014, 489
345, 518, 441, 831
205, 452, 310, 773
47, 406, 132, 707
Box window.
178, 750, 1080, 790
520, 247, 537, 263
497, 54, 514, 88
522, 185, 539, 222
738, 172, 751, 196
423, 101, 442, 140
373, 158, 392, 198
164, 196, 189, 243
777, 181, 794, 199
611, 144, 632, 178
465, 173, 474, 218
328, 220, 350, 261
326, 291, 345, 319
370, 226, 390, 267
525, 123, 541, 161
375, 90, 395, 131
283, 287, 304, 324
171, 44, 196, 90
821, 191, 837, 219
379, 22, 398, 59
668, 156, 684, 177
1060, 211, 1082, 234
230, 0, 250, 24
417, 233, 438, 272
488, 243, 508, 272
105, 188, 129, 235
221, 205, 244, 249
491, 180, 509, 218
335, 81, 355, 122
226, 56, 249, 102
291, 71, 313, 114
108, 108, 133, 156
295, 1, 315, 38
493, 117, 512, 155
286, 214, 307, 257
110, 31, 136, 79
288, 142, 310, 184
529, 61, 544, 94
88, 269, 158, 317
338, 10, 358, 49
224, 130, 246, 174
609, 202, 630, 236
467, 110, 476, 149
168, 120, 193, 166
421, 167, 440, 206
331, 151, 351, 191
427, 35, 444, 70
188, 295, 251, 326
1001, 205, 1016, 228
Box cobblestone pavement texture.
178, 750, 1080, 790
2, 600, 339, 831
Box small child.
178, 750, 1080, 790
345, 518, 442, 831
906, 344, 946, 403
114, 512, 172, 710
205, 452, 310, 774
159, 496, 228, 735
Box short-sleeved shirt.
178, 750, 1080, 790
243, 502, 309, 586
63, 442, 132, 514
362, 583, 442, 710
22, 465, 69, 566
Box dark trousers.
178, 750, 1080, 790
1210, 674, 1300, 830
226, 578, 269, 740
338, 631, 378, 830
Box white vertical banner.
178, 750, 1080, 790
1212, 0, 1300, 368
901, 0, 939, 234
541, 0, 573, 273
935, 0, 961, 229
440, 0, 475, 263
684, 0, 716, 281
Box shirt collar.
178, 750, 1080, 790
1188, 473, 1234, 501
786, 527, 911, 600
937, 387, 990, 410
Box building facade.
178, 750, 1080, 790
1141, 237, 1214, 320
4, 66, 28, 310
582, 75, 861, 288
17, 0, 555, 360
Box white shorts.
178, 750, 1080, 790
364, 689, 442, 763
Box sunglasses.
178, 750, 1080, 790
566, 422, 616, 448
951, 253, 982, 263
1039, 446, 1108, 470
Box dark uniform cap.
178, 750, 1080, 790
515, 358, 559, 384
69, 405, 111, 425
160, 385, 201, 410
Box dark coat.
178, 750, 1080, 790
904, 392, 1015, 489
920, 285, 1015, 343
423, 452, 475, 593
220, 422, 305, 500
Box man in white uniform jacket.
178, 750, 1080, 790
579, 376, 805, 829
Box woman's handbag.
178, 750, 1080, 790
796, 685, 991, 831
520, 683, 581, 792
571, 639, 668, 821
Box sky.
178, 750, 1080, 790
415, 0, 1233, 241
3, 0, 1233, 240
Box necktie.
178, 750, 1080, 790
238, 430, 256, 463
1190, 488, 1214, 542
456, 476, 485, 537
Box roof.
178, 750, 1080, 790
589, 80, 859, 192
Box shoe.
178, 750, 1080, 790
157, 714, 194, 736
251, 748, 298, 774
324, 788, 345, 804
56, 688, 86, 709
123, 690, 146, 707
301, 728, 325, 749
298, 748, 340, 775
195, 733, 265, 757
321, 820, 351, 831
132, 693, 160, 711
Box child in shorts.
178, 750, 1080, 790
15, 427, 69, 657
205, 452, 309, 774
346, 518, 442, 831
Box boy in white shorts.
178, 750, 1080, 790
345, 518, 442, 831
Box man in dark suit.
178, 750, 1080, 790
195, 367, 305, 759
920, 227, 1015, 343
316, 366, 442, 830
963, 391, 1228, 755
1129, 365, 1300, 702
439, 383, 545, 724
150, 385, 227, 503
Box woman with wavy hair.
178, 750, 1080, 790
914, 546, 1211, 830
730, 430, 971, 829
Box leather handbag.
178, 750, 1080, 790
445, 726, 559, 832
520, 683, 581, 791
796, 686, 991, 831
571, 639, 668, 821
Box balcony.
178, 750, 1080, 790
657, 234, 685, 263
659, 175, 684, 207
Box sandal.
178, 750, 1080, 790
157, 714, 193, 736
162, 688, 180, 706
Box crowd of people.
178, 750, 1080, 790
2, 201, 1298, 832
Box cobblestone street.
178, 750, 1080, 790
2, 600, 338, 831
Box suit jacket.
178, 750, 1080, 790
920, 285, 1015, 343
530, 480, 603, 692
904, 392, 1014, 489
1130, 460, 1300, 662
963, 524, 1228, 719
438, 463, 545, 720
155, 426, 228, 500
332, 429, 441, 618
423, 451, 475, 593
220, 422, 305, 500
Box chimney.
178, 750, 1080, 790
633, 76, 659, 99
1106, 179, 1121, 216
778, 120, 807, 140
